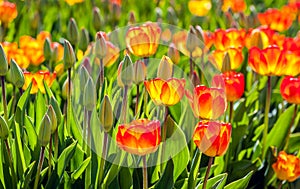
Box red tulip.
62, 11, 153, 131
280, 76, 300, 104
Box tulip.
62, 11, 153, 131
83, 77, 96, 111
144, 78, 185, 106
157, 55, 173, 80
186, 85, 227, 120
64, 40, 76, 69
213, 28, 246, 50
221, 0, 246, 13
168, 43, 180, 64
64, 0, 84, 6
99, 95, 114, 132
212, 71, 244, 102
188, 0, 212, 17
116, 119, 161, 156
209, 48, 243, 71
0, 44, 8, 76
272, 151, 300, 182
92, 7, 102, 31
0, 1, 18, 24
126, 22, 161, 57
193, 120, 232, 157
280, 76, 300, 104
9, 59, 24, 89
1, 42, 30, 69
22, 71, 56, 94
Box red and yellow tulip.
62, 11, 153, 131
0, 1, 17, 24
116, 119, 161, 156
22, 71, 57, 94
280, 76, 300, 104
221, 0, 246, 13
209, 48, 244, 71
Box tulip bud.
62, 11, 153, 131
49, 96, 62, 127
195, 25, 205, 49
167, 7, 177, 25
38, 114, 52, 147
249, 30, 265, 49
44, 38, 52, 60
186, 26, 198, 53
168, 43, 180, 64
9, 59, 24, 88
83, 77, 96, 111
99, 95, 113, 132
93, 7, 102, 31
157, 55, 173, 80
47, 105, 57, 134
133, 60, 146, 84
63, 40, 76, 69
121, 54, 134, 86
62, 78, 71, 100
0, 44, 8, 76
79, 66, 90, 91
128, 11, 136, 25
50, 45, 58, 63
82, 57, 92, 74
0, 116, 9, 139
67, 18, 79, 46
79, 28, 90, 52
221, 52, 231, 73
94, 32, 107, 59
155, 7, 163, 22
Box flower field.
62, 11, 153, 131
0, 0, 300, 188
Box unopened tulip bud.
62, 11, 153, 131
94, 32, 107, 59
128, 11, 136, 25
167, 7, 177, 25
195, 25, 205, 48
9, 59, 24, 88
62, 78, 72, 100
79, 66, 90, 91
0, 116, 9, 139
249, 30, 265, 49
50, 45, 58, 63
47, 105, 57, 134
99, 95, 113, 132
63, 40, 76, 69
186, 26, 198, 53
221, 52, 231, 73
44, 38, 52, 60
93, 7, 102, 31
49, 97, 62, 127
0, 44, 8, 76
133, 60, 146, 84
121, 54, 134, 86
168, 43, 180, 64
38, 114, 52, 147
67, 18, 79, 46
155, 7, 163, 22
157, 55, 173, 80
82, 57, 92, 74
79, 28, 90, 52
83, 77, 96, 111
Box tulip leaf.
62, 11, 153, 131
154, 159, 174, 189
196, 173, 228, 189
119, 167, 132, 189
34, 90, 46, 133
287, 133, 300, 153
71, 157, 91, 181
265, 105, 295, 156
188, 149, 201, 189
224, 171, 253, 189
22, 161, 36, 189
15, 82, 32, 126
70, 105, 83, 145
24, 115, 37, 151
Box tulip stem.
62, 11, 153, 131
277, 180, 283, 189
54, 129, 58, 160
19, 88, 23, 96
1, 76, 8, 122
160, 106, 168, 173
142, 155, 148, 189
4, 139, 16, 189
228, 101, 234, 123
262, 76, 271, 160
135, 84, 140, 116
284, 104, 298, 151
85, 110, 92, 188
202, 157, 214, 189
98, 132, 108, 187
189, 51, 193, 79
66, 68, 72, 136
99, 58, 104, 87
121, 85, 128, 123
34, 146, 45, 189
48, 135, 52, 178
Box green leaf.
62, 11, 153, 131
224, 171, 253, 189
70, 105, 83, 145
24, 116, 37, 151
188, 149, 201, 189
35, 91, 47, 133
154, 159, 174, 189
15, 82, 32, 126
196, 173, 228, 189
265, 105, 295, 155
119, 167, 132, 189
71, 157, 91, 181
287, 133, 300, 153
22, 161, 36, 189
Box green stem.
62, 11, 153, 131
34, 146, 45, 189
99, 58, 104, 87
262, 76, 271, 160
1, 76, 8, 122
135, 84, 140, 116
98, 132, 108, 187
83, 107, 87, 152
202, 157, 214, 189
228, 101, 234, 123
54, 130, 58, 160
160, 106, 168, 172
189, 51, 193, 79
121, 85, 128, 123
223, 101, 233, 172
284, 104, 298, 151
85, 111, 92, 188
66, 68, 72, 136
48, 135, 52, 178
143, 155, 148, 189
4, 139, 16, 189
277, 180, 283, 189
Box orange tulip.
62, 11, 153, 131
22, 71, 56, 94
193, 120, 231, 157
1, 42, 30, 69
221, 0, 246, 13
186, 85, 227, 120
188, 0, 212, 17
126, 22, 161, 57
212, 71, 244, 102
280, 76, 300, 104
272, 151, 300, 182
213, 28, 246, 50
116, 119, 161, 156
0, 1, 17, 24
144, 78, 185, 106
209, 48, 244, 71
248, 45, 289, 76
